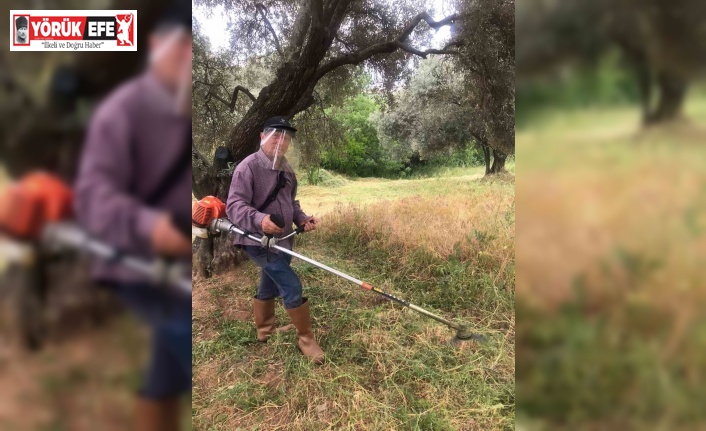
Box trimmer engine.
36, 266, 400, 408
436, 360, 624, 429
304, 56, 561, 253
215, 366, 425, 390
191, 196, 226, 238
0, 172, 73, 240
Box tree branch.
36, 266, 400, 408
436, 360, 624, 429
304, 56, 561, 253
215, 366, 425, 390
334, 35, 356, 53
288, 0, 312, 60
324, 0, 344, 22
255, 3, 284, 57
311, 0, 325, 28
399, 12, 459, 40
395, 41, 460, 58
315, 12, 459, 80
195, 81, 256, 113
192, 146, 211, 168
442, 39, 464, 50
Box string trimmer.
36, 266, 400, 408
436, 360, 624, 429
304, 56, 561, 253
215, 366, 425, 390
0, 172, 191, 294
192, 196, 484, 343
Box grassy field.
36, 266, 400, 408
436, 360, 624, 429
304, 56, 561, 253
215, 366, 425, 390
296, 163, 514, 215
192, 167, 515, 430
516, 96, 706, 429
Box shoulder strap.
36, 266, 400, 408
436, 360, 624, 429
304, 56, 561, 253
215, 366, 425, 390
257, 170, 286, 212
143, 124, 192, 206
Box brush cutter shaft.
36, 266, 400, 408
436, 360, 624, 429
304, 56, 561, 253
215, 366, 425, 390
212, 218, 364, 286
407, 304, 459, 329
42, 223, 191, 295
270, 240, 459, 329
271, 245, 364, 286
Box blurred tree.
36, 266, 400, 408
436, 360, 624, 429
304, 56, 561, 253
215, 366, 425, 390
516, 0, 706, 124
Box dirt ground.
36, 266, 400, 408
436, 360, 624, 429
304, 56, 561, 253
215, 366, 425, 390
0, 275, 148, 431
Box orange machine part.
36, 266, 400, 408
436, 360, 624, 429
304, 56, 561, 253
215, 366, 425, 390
191, 196, 226, 228
20, 172, 73, 222
0, 172, 73, 240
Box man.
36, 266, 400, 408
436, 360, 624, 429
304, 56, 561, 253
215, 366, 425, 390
74, 4, 192, 430
227, 117, 324, 364
15, 16, 28, 44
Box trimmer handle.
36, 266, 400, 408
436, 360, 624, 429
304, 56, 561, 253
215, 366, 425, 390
270, 213, 285, 229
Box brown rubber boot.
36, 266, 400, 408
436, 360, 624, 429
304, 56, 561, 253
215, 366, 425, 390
285, 298, 324, 364
135, 396, 181, 431
253, 297, 276, 342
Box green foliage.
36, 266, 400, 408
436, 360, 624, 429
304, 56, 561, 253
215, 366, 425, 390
316, 64, 493, 179
376, 57, 476, 160
403, 145, 486, 178
456, 0, 515, 155
297, 168, 348, 187
321, 94, 404, 177
517, 297, 706, 428
516, 51, 640, 127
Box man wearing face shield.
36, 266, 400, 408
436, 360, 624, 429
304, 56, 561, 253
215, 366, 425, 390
74, 3, 192, 429
227, 117, 323, 364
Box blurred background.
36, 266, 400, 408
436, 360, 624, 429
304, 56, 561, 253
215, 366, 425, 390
0, 1, 190, 429
516, 0, 706, 429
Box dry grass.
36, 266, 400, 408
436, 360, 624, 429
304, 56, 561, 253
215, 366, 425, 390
322, 186, 514, 261
517, 113, 706, 314
516, 96, 706, 428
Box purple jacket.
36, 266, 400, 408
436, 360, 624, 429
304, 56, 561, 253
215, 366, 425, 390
226, 149, 309, 251
75, 72, 191, 284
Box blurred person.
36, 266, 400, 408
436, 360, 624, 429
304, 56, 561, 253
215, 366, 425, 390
227, 117, 323, 364
74, 3, 192, 429
15, 16, 28, 44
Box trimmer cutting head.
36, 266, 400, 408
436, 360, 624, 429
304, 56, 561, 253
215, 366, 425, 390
448, 323, 488, 344
455, 325, 476, 340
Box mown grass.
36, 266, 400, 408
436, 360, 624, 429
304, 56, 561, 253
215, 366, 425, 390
516, 95, 706, 429
192, 169, 515, 430
296, 163, 513, 216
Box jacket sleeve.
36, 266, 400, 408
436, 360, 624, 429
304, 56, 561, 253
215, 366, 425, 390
74, 103, 163, 252
226, 165, 268, 234
291, 175, 310, 226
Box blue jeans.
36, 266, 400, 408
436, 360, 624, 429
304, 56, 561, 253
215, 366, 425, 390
110, 283, 192, 399
243, 245, 303, 309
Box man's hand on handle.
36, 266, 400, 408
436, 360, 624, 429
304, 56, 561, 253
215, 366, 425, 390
302, 216, 319, 232
152, 214, 191, 257
262, 214, 285, 235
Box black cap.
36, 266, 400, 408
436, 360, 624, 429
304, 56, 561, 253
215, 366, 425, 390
16, 16, 28, 29
263, 116, 297, 132
155, 0, 192, 33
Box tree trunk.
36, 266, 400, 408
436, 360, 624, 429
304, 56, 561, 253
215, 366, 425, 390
481, 143, 491, 175
489, 149, 507, 174
645, 72, 688, 125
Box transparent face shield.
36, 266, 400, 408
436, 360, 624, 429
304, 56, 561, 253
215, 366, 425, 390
260, 127, 300, 173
